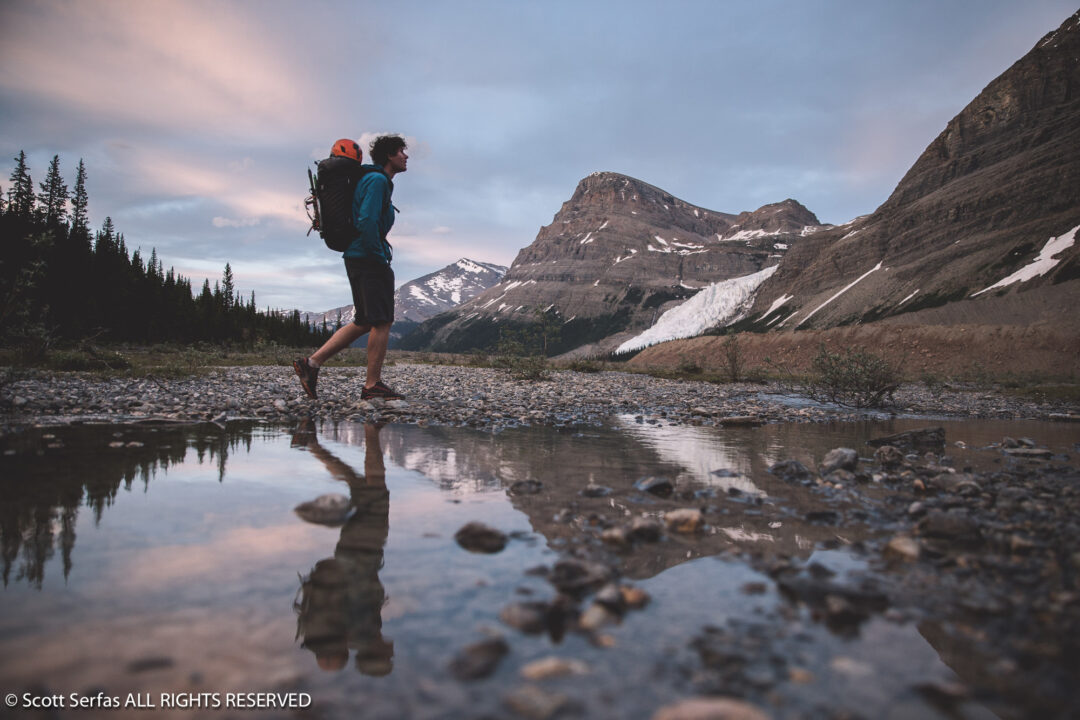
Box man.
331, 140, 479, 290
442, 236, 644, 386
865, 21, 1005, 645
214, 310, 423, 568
294, 135, 408, 401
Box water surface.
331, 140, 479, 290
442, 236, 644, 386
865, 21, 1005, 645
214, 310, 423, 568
2, 417, 1074, 719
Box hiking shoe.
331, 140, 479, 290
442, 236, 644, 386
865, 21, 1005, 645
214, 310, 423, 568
293, 357, 319, 399
361, 381, 404, 401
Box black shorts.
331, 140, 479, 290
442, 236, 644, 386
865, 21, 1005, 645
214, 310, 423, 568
345, 258, 394, 326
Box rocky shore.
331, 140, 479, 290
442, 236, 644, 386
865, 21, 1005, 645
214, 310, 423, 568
2, 363, 1077, 431
3, 364, 1080, 718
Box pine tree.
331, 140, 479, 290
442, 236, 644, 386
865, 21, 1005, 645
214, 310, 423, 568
222, 263, 235, 311
38, 155, 69, 228
7, 151, 35, 219
70, 159, 90, 242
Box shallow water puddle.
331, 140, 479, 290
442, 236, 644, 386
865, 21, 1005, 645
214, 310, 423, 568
1, 417, 1071, 718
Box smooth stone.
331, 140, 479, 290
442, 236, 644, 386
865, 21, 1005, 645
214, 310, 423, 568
499, 602, 550, 634
652, 697, 772, 720
503, 685, 569, 720
454, 521, 509, 553
293, 494, 352, 526
581, 483, 613, 497
820, 447, 858, 474
634, 476, 674, 497
627, 516, 663, 543
665, 508, 704, 534
578, 602, 619, 631
519, 656, 589, 680
884, 536, 921, 562
448, 636, 509, 681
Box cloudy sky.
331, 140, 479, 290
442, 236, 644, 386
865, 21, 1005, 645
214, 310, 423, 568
1, 0, 1074, 312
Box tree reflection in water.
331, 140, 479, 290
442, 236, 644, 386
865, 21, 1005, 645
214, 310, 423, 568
291, 420, 394, 676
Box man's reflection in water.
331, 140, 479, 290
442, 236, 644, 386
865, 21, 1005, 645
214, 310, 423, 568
292, 420, 393, 676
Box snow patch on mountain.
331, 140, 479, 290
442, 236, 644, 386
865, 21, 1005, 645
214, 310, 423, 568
972, 224, 1079, 296
615, 265, 778, 354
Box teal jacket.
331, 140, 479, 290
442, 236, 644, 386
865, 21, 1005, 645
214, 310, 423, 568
344, 166, 394, 264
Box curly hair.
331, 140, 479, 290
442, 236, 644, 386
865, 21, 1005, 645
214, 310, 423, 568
369, 135, 407, 167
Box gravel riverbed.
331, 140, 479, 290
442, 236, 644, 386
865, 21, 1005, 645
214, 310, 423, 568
2, 363, 1077, 430
3, 364, 1080, 718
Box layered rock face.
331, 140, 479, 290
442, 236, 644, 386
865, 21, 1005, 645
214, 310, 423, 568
748, 10, 1080, 331
402, 172, 821, 353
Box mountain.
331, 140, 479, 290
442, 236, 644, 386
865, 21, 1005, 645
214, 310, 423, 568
398, 172, 823, 354
732, 9, 1080, 333
297, 258, 506, 347
395, 258, 507, 323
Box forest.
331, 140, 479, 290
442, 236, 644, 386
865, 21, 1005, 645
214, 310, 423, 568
1, 151, 332, 355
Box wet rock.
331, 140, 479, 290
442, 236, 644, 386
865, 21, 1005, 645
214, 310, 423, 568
823, 469, 857, 485
769, 459, 814, 483
509, 480, 544, 495
652, 697, 771, 720
548, 559, 613, 596
578, 602, 620, 631
519, 656, 589, 680
448, 636, 509, 681
581, 483, 613, 497
503, 684, 569, 720
627, 516, 664, 543
867, 426, 945, 452
594, 582, 625, 611
620, 585, 650, 609
918, 511, 982, 544
820, 447, 858, 474
293, 494, 352, 526
454, 521, 508, 553
929, 473, 982, 494
634, 476, 674, 497
1002, 447, 1053, 459
601, 527, 628, 546
884, 536, 921, 562
499, 601, 551, 634
824, 593, 869, 630
665, 508, 704, 534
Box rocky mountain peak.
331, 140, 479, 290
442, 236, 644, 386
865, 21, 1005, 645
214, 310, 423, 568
745, 8, 1080, 332
399, 171, 823, 355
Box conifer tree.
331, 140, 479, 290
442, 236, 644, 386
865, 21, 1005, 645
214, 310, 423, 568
7, 151, 35, 219
222, 263, 235, 310
70, 159, 90, 242
38, 155, 68, 228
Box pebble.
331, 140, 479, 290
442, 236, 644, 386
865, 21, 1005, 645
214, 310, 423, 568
448, 636, 509, 681
652, 697, 772, 720
664, 508, 704, 534
519, 656, 589, 680
293, 494, 352, 526
4, 364, 1070, 433
454, 522, 508, 553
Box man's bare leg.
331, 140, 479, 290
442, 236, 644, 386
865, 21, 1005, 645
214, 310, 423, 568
311, 322, 371, 366
364, 323, 392, 388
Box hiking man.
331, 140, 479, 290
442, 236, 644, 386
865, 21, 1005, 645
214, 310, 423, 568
294, 134, 408, 401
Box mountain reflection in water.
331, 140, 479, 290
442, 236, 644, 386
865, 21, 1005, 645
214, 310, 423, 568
1, 416, 1064, 718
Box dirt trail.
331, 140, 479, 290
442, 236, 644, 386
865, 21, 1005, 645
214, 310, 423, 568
626, 323, 1080, 380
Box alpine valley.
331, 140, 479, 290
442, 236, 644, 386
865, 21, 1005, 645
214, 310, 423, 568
298, 258, 506, 348
398, 9, 1080, 376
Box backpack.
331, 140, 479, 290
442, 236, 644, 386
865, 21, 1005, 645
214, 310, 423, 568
306, 157, 389, 252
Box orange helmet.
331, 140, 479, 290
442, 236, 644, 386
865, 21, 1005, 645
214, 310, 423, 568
330, 138, 362, 162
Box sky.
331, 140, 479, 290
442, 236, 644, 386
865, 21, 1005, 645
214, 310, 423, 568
1, 0, 1076, 313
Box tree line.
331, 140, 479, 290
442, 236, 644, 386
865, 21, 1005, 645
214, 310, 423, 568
1, 151, 331, 351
